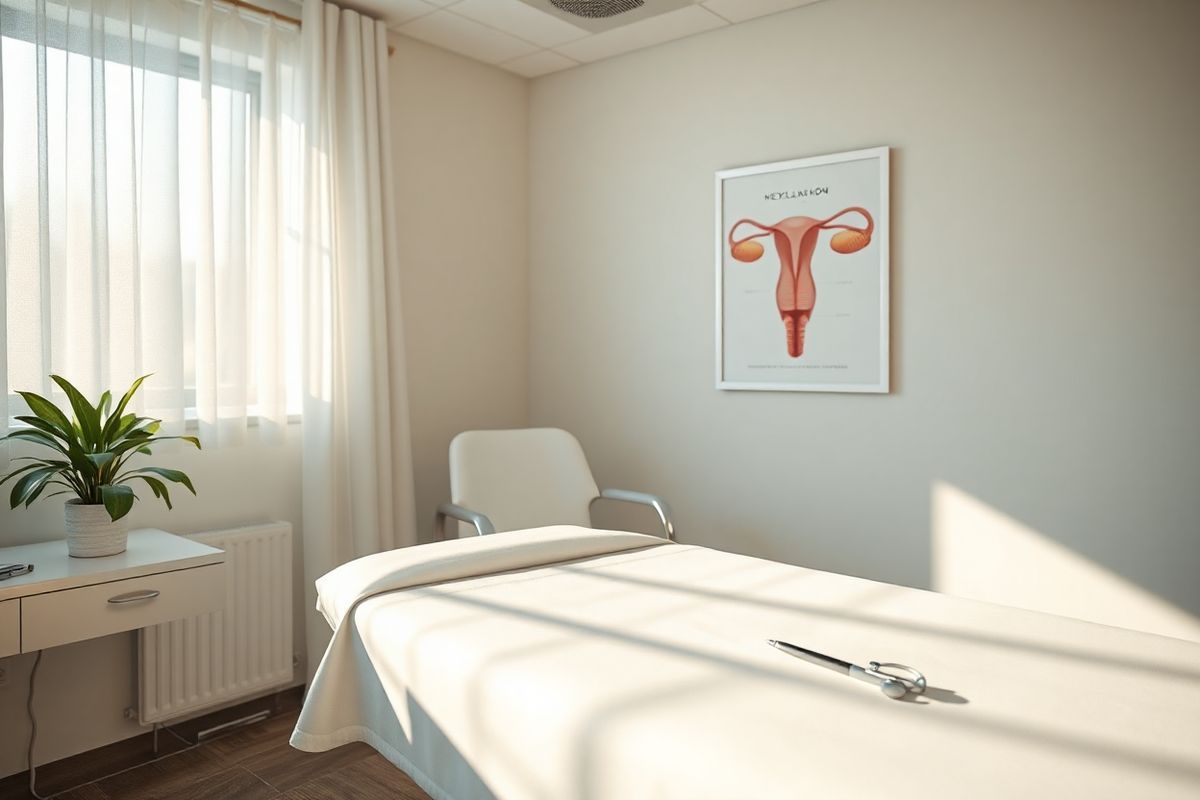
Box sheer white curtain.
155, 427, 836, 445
0, 0, 418, 674
299, 0, 417, 673
0, 0, 302, 446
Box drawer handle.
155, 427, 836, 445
107, 589, 161, 605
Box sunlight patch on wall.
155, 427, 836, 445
931, 481, 1200, 643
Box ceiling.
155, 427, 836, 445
355, 0, 823, 77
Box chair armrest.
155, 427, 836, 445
593, 489, 676, 541
435, 502, 497, 539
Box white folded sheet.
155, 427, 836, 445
293, 526, 1200, 800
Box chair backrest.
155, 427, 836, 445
449, 428, 599, 533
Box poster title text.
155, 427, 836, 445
765, 187, 830, 201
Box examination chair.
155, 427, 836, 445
434, 427, 675, 541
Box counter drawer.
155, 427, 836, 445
20, 563, 225, 652
0, 599, 17, 658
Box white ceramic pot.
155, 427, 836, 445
64, 499, 127, 558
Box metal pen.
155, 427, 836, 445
767, 639, 925, 699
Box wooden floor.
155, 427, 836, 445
0, 690, 432, 800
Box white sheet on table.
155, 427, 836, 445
293, 526, 1200, 800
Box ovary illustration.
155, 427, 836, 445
728, 207, 874, 357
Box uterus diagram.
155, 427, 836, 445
728, 207, 874, 357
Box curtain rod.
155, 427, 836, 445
221, 0, 299, 25
217, 0, 396, 55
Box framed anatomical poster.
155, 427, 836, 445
715, 147, 889, 392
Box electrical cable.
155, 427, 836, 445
23, 649, 232, 799
27, 650, 48, 800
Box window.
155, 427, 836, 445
1, 0, 303, 438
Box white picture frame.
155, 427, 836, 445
715, 147, 890, 393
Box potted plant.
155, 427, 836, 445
0, 375, 200, 557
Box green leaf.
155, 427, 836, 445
64, 437, 96, 476
138, 434, 198, 449
120, 467, 196, 495
115, 416, 156, 435
118, 420, 162, 442
100, 375, 151, 443
112, 414, 139, 440
0, 429, 69, 457
100, 484, 136, 522
0, 428, 57, 444
86, 453, 116, 470
10, 466, 62, 509
51, 375, 101, 448
0, 461, 52, 488
22, 473, 63, 507
14, 415, 75, 445
9, 456, 70, 465
1, 425, 92, 493
106, 436, 159, 459
97, 390, 112, 420
130, 475, 172, 510
17, 424, 95, 478
8, 413, 92, 473
0, 431, 72, 462
15, 391, 73, 436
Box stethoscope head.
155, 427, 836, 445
865, 662, 927, 699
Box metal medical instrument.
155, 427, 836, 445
0, 563, 33, 581
767, 639, 926, 699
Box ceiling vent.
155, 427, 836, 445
518, 0, 693, 33
549, 0, 646, 19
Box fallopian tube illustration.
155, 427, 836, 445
728, 207, 874, 357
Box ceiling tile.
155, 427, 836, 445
423, 0, 459, 6
451, 0, 589, 49
553, 5, 727, 63
702, 0, 823, 24
398, 10, 541, 64
379, 0, 440, 27
500, 49, 579, 78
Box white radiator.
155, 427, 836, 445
138, 522, 294, 724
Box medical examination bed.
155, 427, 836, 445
292, 526, 1200, 800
